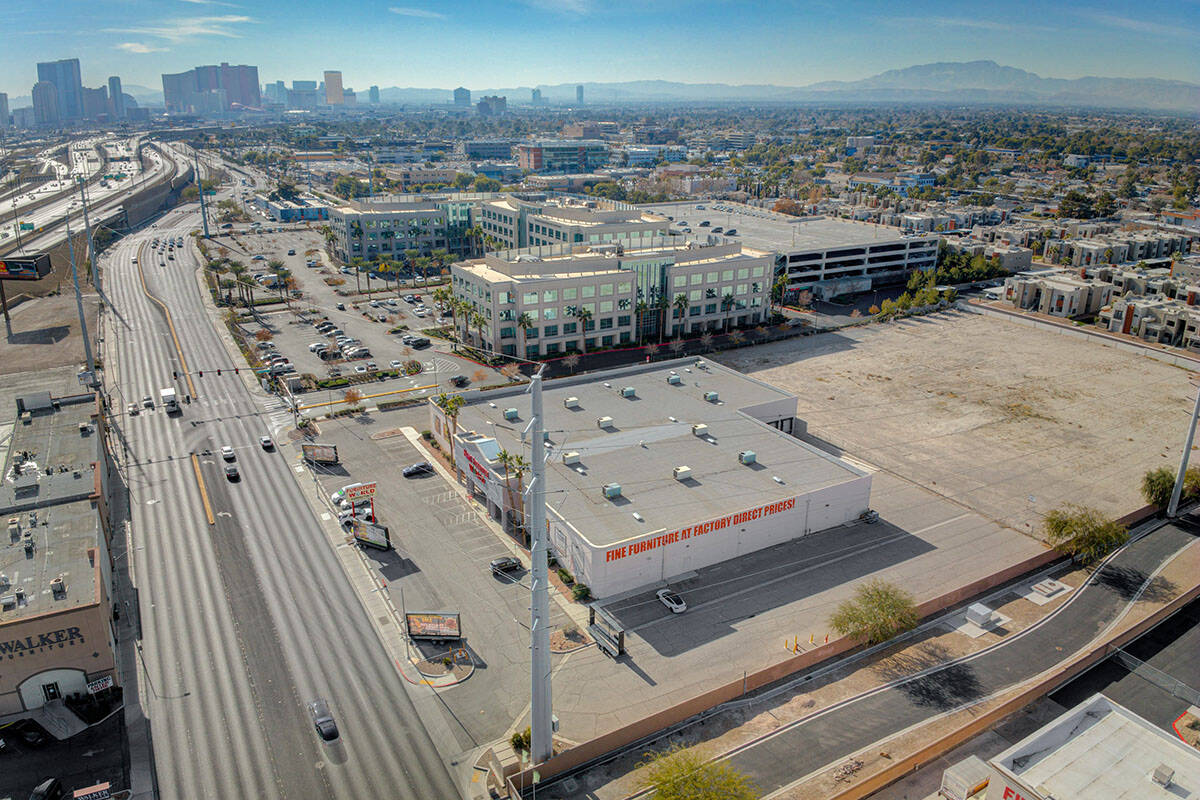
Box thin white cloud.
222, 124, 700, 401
389, 6, 445, 19
1076, 8, 1196, 38
104, 14, 254, 44
116, 42, 169, 53
179, 0, 240, 6
523, 0, 591, 13
888, 16, 1015, 31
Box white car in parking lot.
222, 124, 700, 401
390, 359, 403, 369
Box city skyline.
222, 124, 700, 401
1, 0, 1197, 98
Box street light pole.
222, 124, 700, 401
525, 366, 553, 764
1167, 378, 1200, 517
66, 214, 97, 383
78, 177, 97, 291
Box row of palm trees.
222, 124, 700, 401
209, 256, 297, 310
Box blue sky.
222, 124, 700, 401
3, 0, 1197, 98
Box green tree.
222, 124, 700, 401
673, 293, 689, 337
638, 744, 757, 800
1094, 190, 1117, 218
472, 175, 501, 192
830, 579, 919, 645
1042, 504, 1128, 564
1141, 467, 1175, 508
1057, 190, 1094, 219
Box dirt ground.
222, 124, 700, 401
0, 291, 100, 376
716, 309, 1193, 535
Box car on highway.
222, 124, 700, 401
127, 403, 139, 416
656, 588, 687, 613
224, 463, 240, 481
451, 375, 470, 387
403, 462, 434, 477
260, 436, 274, 451
308, 698, 339, 742
490, 556, 522, 575
142, 395, 154, 408
221, 446, 236, 461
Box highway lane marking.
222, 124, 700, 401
135, 241, 198, 399
191, 453, 215, 525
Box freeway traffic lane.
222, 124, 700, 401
723, 518, 1200, 796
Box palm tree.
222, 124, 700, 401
654, 294, 671, 343
516, 312, 533, 357
673, 293, 690, 338
721, 292, 736, 332
415, 256, 432, 288
465, 225, 485, 258
219, 278, 238, 306
238, 274, 257, 308
431, 248, 450, 280
574, 307, 593, 353
495, 449, 519, 532
470, 310, 487, 349
635, 299, 649, 345
509, 454, 530, 540
350, 256, 365, 294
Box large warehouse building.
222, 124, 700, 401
429, 359, 872, 597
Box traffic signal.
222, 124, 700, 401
173, 371, 178, 379
234, 368, 239, 374
198, 370, 203, 377
217, 369, 222, 376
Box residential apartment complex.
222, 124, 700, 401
516, 140, 610, 173
475, 194, 669, 250
452, 240, 774, 358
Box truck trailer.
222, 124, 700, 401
160, 387, 179, 414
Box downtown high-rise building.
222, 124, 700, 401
0, 93, 9, 128
531, 88, 542, 105
323, 71, 344, 105
369, 85, 380, 104
576, 84, 584, 104
454, 87, 471, 107
107, 76, 124, 119
36, 58, 83, 120
162, 63, 260, 113
31, 81, 59, 125
81, 86, 108, 120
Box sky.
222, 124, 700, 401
3, 0, 1198, 99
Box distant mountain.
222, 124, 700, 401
123, 84, 163, 105
378, 61, 1198, 113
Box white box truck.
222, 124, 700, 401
160, 387, 179, 414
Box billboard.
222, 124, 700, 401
0, 254, 52, 282
346, 482, 377, 500
301, 443, 339, 464
405, 611, 461, 640
349, 519, 390, 550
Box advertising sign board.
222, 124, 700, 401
301, 443, 339, 464
350, 519, 391, 550
0, 254, 52, 281
405, 611, 461, 640
346, 482, 377, 500
87, 675, 114, 694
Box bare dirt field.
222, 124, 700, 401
716, 309, 1192, 534
0, 291, 100, 376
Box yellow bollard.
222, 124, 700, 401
809, 633, 814, 644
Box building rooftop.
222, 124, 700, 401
992, 694, 1200, 800
452, 358, 869, 546
0, 392, 103, 622
647, 201, 936, 254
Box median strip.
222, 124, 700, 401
136, 242, 197, 399
191, 453, 215, 525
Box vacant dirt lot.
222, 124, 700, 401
0, 291, 100, 376
717, 309, 1192, 534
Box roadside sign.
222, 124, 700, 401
405, 611, 461, 640
0, 254, 51, 281
349, 518, 390, 550
19, 222, 33, 231
73, 783, 112, 800
346, 482, 377, 500
301, 443, 339, 464
87, 675, 114, 694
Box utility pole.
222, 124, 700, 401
1167, 377, 1200, 517
66, 215, 96, 383
195, 155, 210, 238
525, 366, 553, 764
78, 177, 97, 291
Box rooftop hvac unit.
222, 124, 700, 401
695, 360, 706, 369
564, 396, 580, 409
667, 374, 683, 385
50, 575, 65, 594
562, 451, 581, 465
603, 483, 622, 499
739, 450, 757, 465
22, 534, 34, 554
597, 416, 614, 429
620, 386, 636, 398
0, 595, 14, 611
673, 465, 692, 481
0, 573, 8, 589
503, 407, 519, 421
692, 423, 709, 437
703, 391, 719, 402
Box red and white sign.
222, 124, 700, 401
87, 675, 114, 694
346, 482, 377, 500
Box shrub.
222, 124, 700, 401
1043, 504, 1128, 564
830, 579, 918, 644
1141, 466, 1175, 508
421, 430, 433, 440
510, 726, 531, 754
572, 583, 591, 602
638, 743, 757, 800
442, 655, 453, 668
556, 568, 574, 586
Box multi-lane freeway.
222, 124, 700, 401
100, 178, 458, 797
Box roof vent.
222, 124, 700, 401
0, 573, 8, 590
0, 595, 14, 611
23, 534, 34, 554
50, 575, 66, 595
703, 391, 719, 402
1152, 765, 1175, 788
620, 386, 636, 398
695, 360, 706, 369
562, 451, 580, 465
667, 375, 682, 385
597, 416, 614, 429
602, 482, 622, 499
503, 407, 519, 421
739, 450, 757, 465
564, 396, 580, 409
692, 423, 708, 437
673, 465, 692, 481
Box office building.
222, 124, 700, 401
845, 135, 875, 154
452, 238, 774, 358
31, 82, 59, 126
0, 93, 8, 128
531, 88, 543, 105
11, 107, 35, 129
0, 390, 118, 715
162, 63, 258, 113
516, 140, 609, 173
454, 86, 471, 107
463, 140, 514, 159
106, 77, 124, 119
576, 84, 584, 104
368, 85, 380, 104
81, 87, 108, 120
343, 89, 357, 105
476, 95, 506, 116
287, 80, 319, 109
324, 71, 344, 105
160, 71, 192, 113
327, 194, 477, 262
475, 194, 669, 250
429, 358, 871, 597
36, 59, 82, 120
563, 122, 601, 139
650, 201, 940, 299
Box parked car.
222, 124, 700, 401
402, 461, 433, 477
287, 248, 296, 255
309, 342, 328, 352
338, 509, 376, 527
330, 483, 366, 505
490, 556, 521, 575
355, 365, 368, 373
725, 228, 738, 235
308, 698, 339, 742
335, 303, 346, 311
451, 375, 469, 387
656, 588, 687, 614
390, 359, 403, 369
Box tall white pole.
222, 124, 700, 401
527, 366, 553, 763
67, 214, 96, 382
1167, 379, 1200, 517
78, 177, 97, 291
